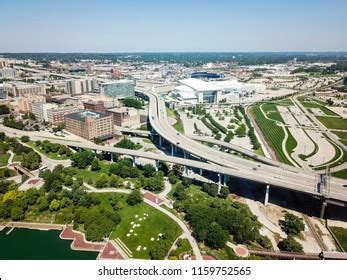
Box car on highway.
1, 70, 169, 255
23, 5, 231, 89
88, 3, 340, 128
274, 175, 282, 179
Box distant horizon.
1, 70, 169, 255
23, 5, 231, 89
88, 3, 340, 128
1, 51, 347, 54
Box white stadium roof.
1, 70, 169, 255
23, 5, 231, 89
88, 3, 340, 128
179, 78, 222, 92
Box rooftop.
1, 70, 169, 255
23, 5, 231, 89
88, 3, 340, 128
66, 110, 111, 122
179, 78, 221, 92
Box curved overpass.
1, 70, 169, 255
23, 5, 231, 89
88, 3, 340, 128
138, 90, 347, 204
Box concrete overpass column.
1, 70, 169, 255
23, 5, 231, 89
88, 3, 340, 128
264, 185, 270, 205
155, 160, 159, 171
110, 153, 114, 162
218, 173, 221, 194
320, 201, 327, 219
159, 135, 162, 147
200, 169, 203, 176
223, 174, 227, 186
171, 144, 174, 156
132, 156, 137, 167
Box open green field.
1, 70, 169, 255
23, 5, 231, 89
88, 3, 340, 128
332, 131, 347, 140
0, 153, 10, 167
166, 108, 184, 133
332, 169, 347, 179
298, 97, 339, 117
169, 238, 192, 259
251, 104, 292, 165
330, 227, 347, 251
72, 162, 110, 184
109, 199, 182, 259
316, 116, 347, 130
27, 141, 71, 160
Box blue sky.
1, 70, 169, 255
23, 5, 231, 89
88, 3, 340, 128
1, 0, 346, 52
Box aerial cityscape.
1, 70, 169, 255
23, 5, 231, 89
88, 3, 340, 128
0, 0, 347, 264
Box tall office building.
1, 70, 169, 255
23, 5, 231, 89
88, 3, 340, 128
66, 78, 97, 95
0, 59, 9, 69
99, 80, 135, 99
3, 82, 46, 97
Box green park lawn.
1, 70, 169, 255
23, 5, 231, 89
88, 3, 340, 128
316, 116, 347, 130
166, 108, 184, 133
72, 162, 110, 184
251, 104, 293, 165
27, 141, 71, 160
110, 201, 182, 259
169, 238, 192, 258
0, 153, 10, 167
332, 169, 347, 180
330, 227, 347, 251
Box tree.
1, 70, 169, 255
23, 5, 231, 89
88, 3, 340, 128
172, 164, 183, 176
149, 242, 168, 260
70, 150, 95, 169
158, 161, 169, 175
91, 158, 101, 171
205, 222, 229, 249
49, 199, 61, 211
95, 173, 109, 189
0, 132, 5, 141
278, 236, 303, 252
219, 187, 230, 199
109, 174, 122, 188
20, 135, 30, 142
11, 207, 25, 221
142, 163, 156, 177
126, 189, 143, 206
21, 151, 41, 170
64, 175, 74, 186
280, 213, 305, 236
0, 104, 10, 115
115, 138, 141, 150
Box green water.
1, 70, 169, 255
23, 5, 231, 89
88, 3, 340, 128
0, 227, 98, 260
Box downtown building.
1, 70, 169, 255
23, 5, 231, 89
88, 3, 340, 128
3, 82, 46, 97
99, 80, 135, 99
66, 78, 98, 95
65, 110, 114, 140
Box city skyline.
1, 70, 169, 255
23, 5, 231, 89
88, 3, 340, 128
1, 0, 347, 53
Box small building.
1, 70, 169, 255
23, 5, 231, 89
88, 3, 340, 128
83, 100, 105, 112
65, 110, 114, 140
47, 106, 81, 126
106, 107, 140, 127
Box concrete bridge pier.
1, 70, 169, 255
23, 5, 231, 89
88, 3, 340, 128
200, 169, 203, 176
218, 173, 221, 194
132, 156, 137, 167
320, 201, 327, 219
110, 153, 114, 162
264, 184, 270, 205
171, 144, 174, 156
159, 135, 162, 147
155, 160, 159, 171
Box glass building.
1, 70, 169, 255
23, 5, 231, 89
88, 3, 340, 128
100, 80, 135, 99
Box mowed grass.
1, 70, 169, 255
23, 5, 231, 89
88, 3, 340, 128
27, 141, 71, 160
72, 162, 111, 184
110, 201, 182, 259
166, 108, 184, 133
0, 153, 10, 167
316, 116, 347, 130
332, 169, 347, 179
251, 104, 292, 165
170, 238, 192, 258
331, 227, 347, 251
